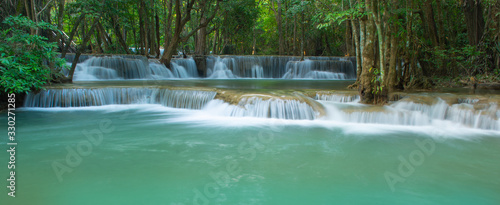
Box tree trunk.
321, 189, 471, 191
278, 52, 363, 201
372, 0, 385, 82
69, 18, 98, 82
293, 17, 297, 56
435, 0, 446, 48
111, 16, 130, 54
345, 20, 353, 56
277, 0, 284, 55
300, 1, 305, 60
359, 13, 366, 62
161, 33, 180, 67
213, 28, 218, 54
351, 19, 362, 81
387, 18, 399, 91
195, 17, 207, 55
95, 27, 103, 53
359, 0, 377, 104
139, 1, 148, 56
97, 22, 111, 51
463, 0, 485, 46
155, 13, 161, 57
402, 0, 413, 86
160, 0, 220, 65
252, 27, 256, 55
61, 13, 86, 58
57, 0, 65, 51
163, 0, 173, 50
423, 0, 440, 47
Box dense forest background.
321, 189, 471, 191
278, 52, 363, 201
0, 0, 499, 103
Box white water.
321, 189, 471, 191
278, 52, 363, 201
69, 55, 356, 80
282, 60, 354, 79
205, 56, 356, 79
305, 71, 347, 79
202, 98, 318, 120
149, 62, 175, 78
73, 56, 197, 81
315, 93, 360, 103
170, 62, 190, 78
24, 88, 216, 110
171, 57, 198, 77
23, 88, 500, 131
318, 98, 499, 131
251, 65, 265, 78
207, 57, 237, 79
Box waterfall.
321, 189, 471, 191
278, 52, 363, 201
171, 57, 198, 77
72, 56, 199, 80
339, 107, 430, 126
282, 60, 355, 79
67, 55, 357, 80
305, 71, 347, 79
251, 65, 264, 78
170, 62, 191, 78
203, 97, 319, 120
23, 87, 500, 129
73, 64, 121, 81
391, 99, 499, 130
320, 97, 499, 131
24, 88, 217, 110
207, 57, 236, 79
73, 56, 151, 80
315, 93, 360, 103
149, 62, 175, 78
205, 56, 356, 79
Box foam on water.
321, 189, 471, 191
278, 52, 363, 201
315, 93, 360, 103
171, 57, 198, 77
22, 88, 500, 133
202, 98, 318, 120
207, 57, 237, 79
72, 56, 197, 81
24, 88, 217, 110
282, 60, 355, 79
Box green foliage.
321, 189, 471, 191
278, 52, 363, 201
317, 3, 366, 29
425, 45, 486, 77
0, 15, 66, 94
370, 67, 384, 95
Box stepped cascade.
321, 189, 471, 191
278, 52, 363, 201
67, 54, 356, 80
23, 87, 500, 130
24, 88, 217, 110
71, 55, 198, 81
203, 97, 319, 120
282, 60, 355, 79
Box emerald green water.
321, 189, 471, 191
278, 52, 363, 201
1, 105, 500, 204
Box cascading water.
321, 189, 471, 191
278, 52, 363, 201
23, 87, 500, 131
149, 63, 175, 78
24, 88, 217, 110
282, 60, 355, 79
315, 93, 360, 103
391, 98, 499, 130
170, 62, 191, 78
73, 64, 121, 80
171, 57, 199, 77
72, 56, 197, 81
202, 97, 319, 120
67, 55, 357, 80
207, 57, 237, 79
251, 65, 265, 78
205, 56, 356, 79
319, 95, 499, 131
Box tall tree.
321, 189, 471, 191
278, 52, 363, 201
160, 0, 221, 66
462, 0, 485, 46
